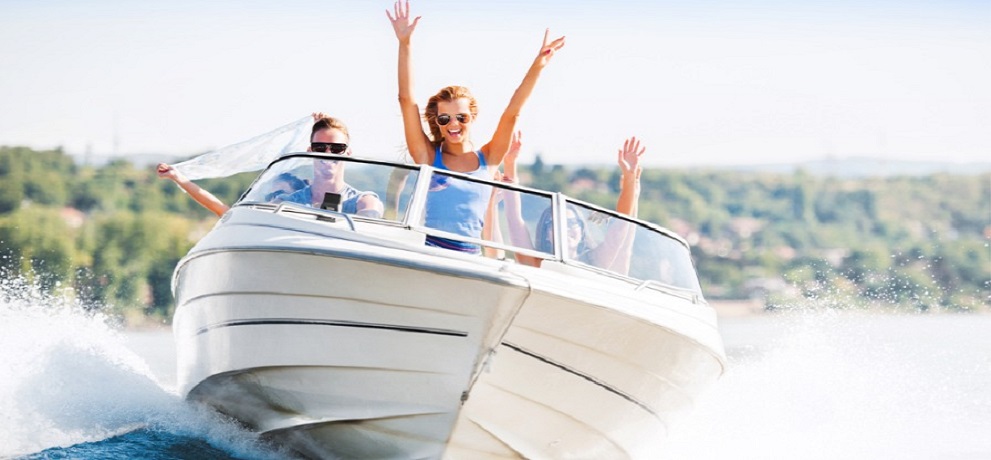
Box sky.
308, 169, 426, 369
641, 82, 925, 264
0, 0, 988, 167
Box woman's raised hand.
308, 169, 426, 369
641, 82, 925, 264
386, 0, 421, 44
535, 29, 566, 67
617, 137, 645, 179
505, 131, 523, 165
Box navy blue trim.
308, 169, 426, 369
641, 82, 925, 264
196, 318, 468, 338
501, 342, 660, 419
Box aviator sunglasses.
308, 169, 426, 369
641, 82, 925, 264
310, 142, 348, 154
436, 113, 471, 126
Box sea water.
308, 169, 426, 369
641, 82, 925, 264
2, 278, 989, 459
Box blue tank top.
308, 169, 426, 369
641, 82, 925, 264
424, 146, 493, 253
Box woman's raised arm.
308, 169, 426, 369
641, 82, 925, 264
590, 138, 645, 273
500, 132, 541, 267
615, 136, 645, 217
482, 29, 565, 167
387, 0, 432, 163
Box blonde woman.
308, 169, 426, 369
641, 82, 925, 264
387, 0, 565, 253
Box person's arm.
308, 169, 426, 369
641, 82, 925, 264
482, 171, 506, 259
615, 136, 644, 217
385, 168, 410, 220
500, 132, 541, 267
481, 29, 566, 167
356, 193, 385, 218
156, 163, 229, 217
590, 138, 645, 272
387, 1, 432, 164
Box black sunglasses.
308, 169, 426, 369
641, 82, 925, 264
311, 142, 348, 154
436, 113, 471, 126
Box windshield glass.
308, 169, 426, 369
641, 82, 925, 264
237, 154, 419, 222
236, 155, 701, 293
565, 200, 702, 293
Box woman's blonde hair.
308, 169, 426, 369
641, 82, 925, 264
423, 86, 479, 146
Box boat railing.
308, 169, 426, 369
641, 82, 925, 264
235, 153, 704, 296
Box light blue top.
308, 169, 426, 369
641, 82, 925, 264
424, 146, 493, 245
276, 183, 375, 214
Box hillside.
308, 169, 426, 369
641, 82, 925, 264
1, 146, 988, 319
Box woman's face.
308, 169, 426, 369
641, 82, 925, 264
435, 98, 473, 145
544, 209, 584, 256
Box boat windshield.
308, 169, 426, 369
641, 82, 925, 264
561, 200, 702, 293
238, 154, 420, 221
236, 154, 702, 294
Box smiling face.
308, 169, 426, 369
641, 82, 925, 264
424, 86, 479, 146
435, 98, 473, 144
309, 127, 349, 189
536, 205, 587, 257
544, 208, 584, 257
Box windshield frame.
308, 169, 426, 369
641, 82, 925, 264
234, 152, 704, 297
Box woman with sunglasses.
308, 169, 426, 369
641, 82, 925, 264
502, 132, 645, 271
387, 1, 565, 253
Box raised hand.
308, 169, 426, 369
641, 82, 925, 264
156, 163, 180, 182
312, 111, 330, 121
386, 0, 421, 44
505, 130, 523, 165
535, 29, 566, 67
617, 137, 645, 179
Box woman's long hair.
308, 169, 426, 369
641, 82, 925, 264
535, 203, 589, 257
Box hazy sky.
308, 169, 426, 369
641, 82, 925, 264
1, 0, 988, 166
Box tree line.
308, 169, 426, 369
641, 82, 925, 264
0, 146, 987, 320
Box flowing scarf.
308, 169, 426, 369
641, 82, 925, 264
172, 116, 312, 180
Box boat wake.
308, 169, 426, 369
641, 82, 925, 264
0, 277, 285, 459
664, 308, 991, 460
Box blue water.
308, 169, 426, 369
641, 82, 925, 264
22, 430, 241, 459
2, 277, 989, 459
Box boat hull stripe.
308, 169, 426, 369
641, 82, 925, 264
195, 319, 468, 338
501, 342, 660, 419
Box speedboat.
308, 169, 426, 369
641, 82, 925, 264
171, 153, 726, 459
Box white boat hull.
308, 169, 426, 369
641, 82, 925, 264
173, 207, 725, 459
448, 273, 724, 458
173, 210, 533, 458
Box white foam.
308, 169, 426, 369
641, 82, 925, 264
665, 309, 991, 459
0, 277, 288, 459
